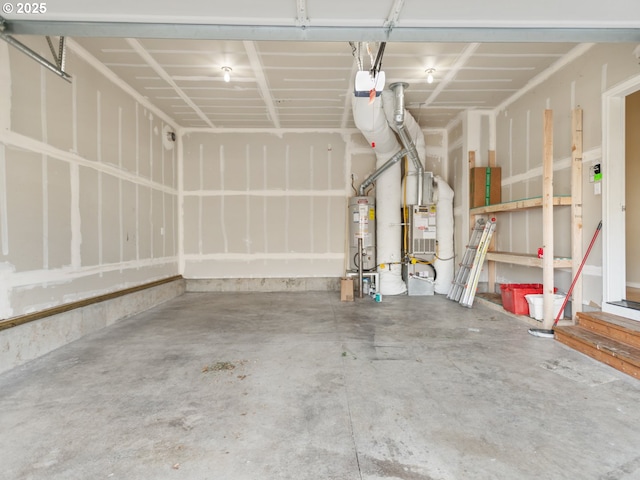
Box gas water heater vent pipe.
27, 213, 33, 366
389, 82, 424, 205
358, 148, 408, 196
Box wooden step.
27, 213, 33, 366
576, 311, 640, 349
554, 325, 640, 380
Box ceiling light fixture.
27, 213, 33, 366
425, 68, 436, 84
222, 66, 232, 83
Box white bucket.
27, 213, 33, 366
524, 294, 566, 321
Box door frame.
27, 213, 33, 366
602, 73, 640, 321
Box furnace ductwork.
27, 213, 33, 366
382, 84, 426, 206
352, 77, 454, 297
433, 176, 455, 294
352, 94, 407, 295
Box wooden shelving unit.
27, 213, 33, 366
470, 196, 571, 215
486, 251, 572, 268
470, 108, 583, 328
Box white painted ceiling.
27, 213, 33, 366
3, 0, 640, 129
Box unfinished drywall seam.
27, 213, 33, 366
67, 39, 177, 129
245, 145, 251, 254
177, 129, 185, 275
327, 143, 333, 252
0, 146, 7, 255
97, 91, 103, 269
135, 103, 140, 174
499, 147, 600, 187
183, 253, 343, 261
494, 43, 595, 115
70, 163, 81, 268
135, 183, 140, 262
181, 127, 360, 135
118, 107, 124, 269
309, 145, 314, 253
526, 110, 531, 253
602, 63, 608, 93
341, 65, 359, 129
508, 117, 514, 252
149, 114, 154, 259
72, 70, 78, 153
285, 144, 290, 254
41, 67, 49, 270
134, 104, 140, 263
183, 190, 345, 198
198, 144, 203, 255
263, 145, 268, 255
7, 258, 180, 291
0, 131, 176, 195
161, 133, 166, 258
219, 144, 228, 253
127, 39, 212, 129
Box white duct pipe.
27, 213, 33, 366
381, 88, 427, 206
352, 95, 407, 295
433, 176, 455, 294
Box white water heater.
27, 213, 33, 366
348, 196, 376, 270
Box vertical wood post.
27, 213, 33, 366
571, 108, 584, 322
468, 150, 476, 234
542, 110, 555, 330
487, 150, 497, 293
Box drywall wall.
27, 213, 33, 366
493, 43, 640, 307
181, 130, 348, 279
424, 129, 448, 179
0, 37, 180, 320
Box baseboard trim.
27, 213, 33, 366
0, 275, 184, 332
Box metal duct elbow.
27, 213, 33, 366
392, 82, 408, 125
389, 82, 424, 205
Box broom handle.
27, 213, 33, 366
553, 220, 603, 327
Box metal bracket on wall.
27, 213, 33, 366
0, 16, 71, 82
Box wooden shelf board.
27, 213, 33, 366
470, 195, 571, 215
486, 251, 572, 268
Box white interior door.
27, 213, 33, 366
602, 75, 640, 321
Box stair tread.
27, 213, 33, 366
555, 325, 640, 367
577, 311, 640, 334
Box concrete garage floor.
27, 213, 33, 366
1, 292, 640, 480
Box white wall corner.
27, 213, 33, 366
0, 42, 11, 132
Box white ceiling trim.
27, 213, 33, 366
125, 38, 215, 128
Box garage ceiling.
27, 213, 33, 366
3, 0, 639, 129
